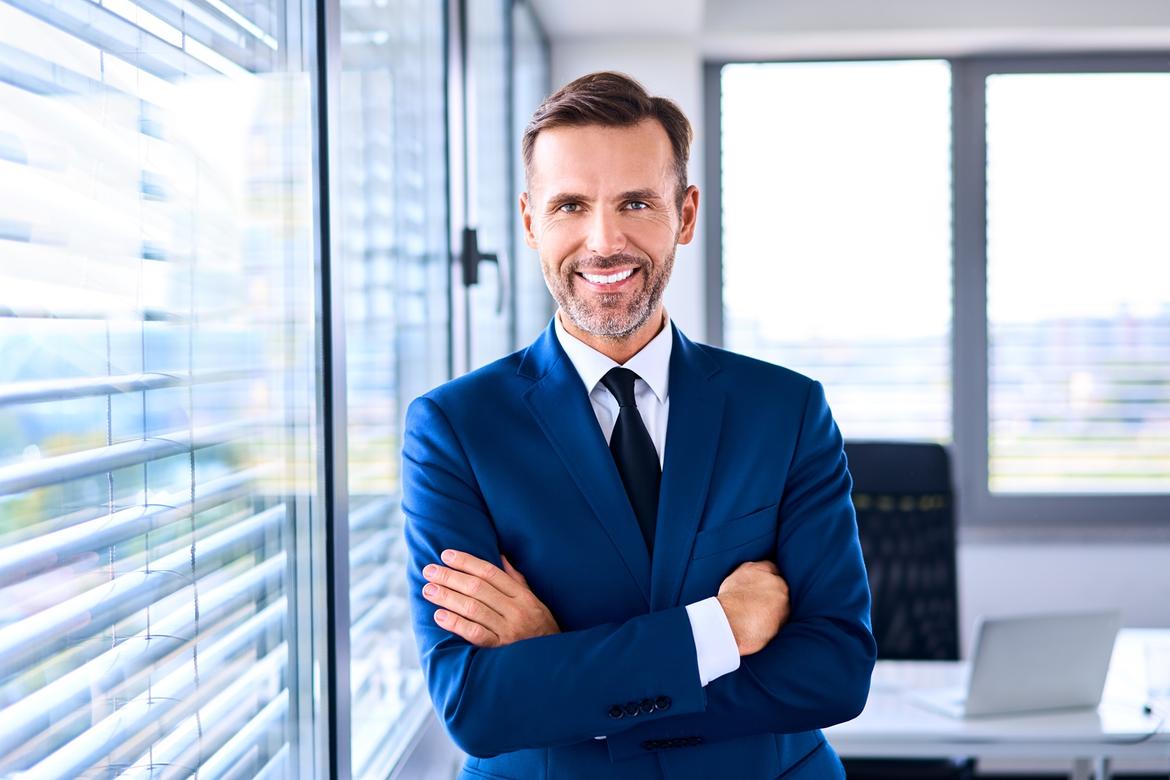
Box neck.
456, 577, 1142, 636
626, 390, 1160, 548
558, 307, 667, 365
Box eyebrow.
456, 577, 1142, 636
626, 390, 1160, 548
545, 189, 665, 210
545, 192, 590, 211
618, 189, 664, 202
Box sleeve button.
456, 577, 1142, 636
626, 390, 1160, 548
624, 702, 640, 717
654, 695, 671, 711
608, 705, 624, 719
639, 698, 655, 714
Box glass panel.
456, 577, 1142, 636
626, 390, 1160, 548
337, 0, 448, 775
466, 0, 513, 369
986, 72, 1170, 493
0, 0, 320, 773
721, 61, 952, 442
511, 0, 552, 346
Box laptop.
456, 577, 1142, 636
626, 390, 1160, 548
909, 610, 1122, 718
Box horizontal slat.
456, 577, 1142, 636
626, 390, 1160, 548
0, 418, 256, 496
195, 688, 288, 779
0, 368, 256, 406
22, 599, 286, 777
119, 650, 288, 778
0, 503, 284, 680
5, 0, 216, 80
0, 552, 284, 756
253, 742, 290, 780
0, 469, 259, 588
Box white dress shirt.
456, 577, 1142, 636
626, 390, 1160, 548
553, 311, 740, 688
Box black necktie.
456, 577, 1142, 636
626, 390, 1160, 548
600, 367, 660, 553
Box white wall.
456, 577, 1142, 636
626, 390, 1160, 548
550, 40, 707, 342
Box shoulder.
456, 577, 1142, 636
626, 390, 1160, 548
691, 340, 818, 399
410, 347, 531, 419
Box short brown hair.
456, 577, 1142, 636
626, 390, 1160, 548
521, 71, 693, 208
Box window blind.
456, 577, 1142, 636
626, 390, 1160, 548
0, 0, 319, 774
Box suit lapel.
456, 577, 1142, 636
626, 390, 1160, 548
651, 328, 725, 611
520, 323, 652, 606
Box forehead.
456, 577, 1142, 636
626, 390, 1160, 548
529, 119, 674, 195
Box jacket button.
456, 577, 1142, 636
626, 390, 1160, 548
623, 702, 640, 717
654, 695, 671, 711
639, 698, 655, 714
608, 705, 624, 719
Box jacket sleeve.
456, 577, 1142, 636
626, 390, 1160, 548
603, 380, 877, 760
401, 395, 709, 758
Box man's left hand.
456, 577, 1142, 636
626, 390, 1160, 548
422, 550, 560, 648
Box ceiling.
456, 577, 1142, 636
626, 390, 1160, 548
529, 0, 1170, 57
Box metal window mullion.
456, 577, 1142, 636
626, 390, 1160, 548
703, 62, 725, 347
951, 57, 990, 538
311, 0, 351, 772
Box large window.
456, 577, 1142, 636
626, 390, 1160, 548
338, 0, 449, 775
712, 56, 1170, 530
720, 60, 952, 442
0, 0, 550, 775
0, 0, 322, 775
985, 71, 1170, 494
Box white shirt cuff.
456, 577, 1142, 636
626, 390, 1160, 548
685, 596, 741, 687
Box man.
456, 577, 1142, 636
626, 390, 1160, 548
402, 71, 875, 779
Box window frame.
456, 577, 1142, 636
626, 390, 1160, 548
705, 53, 1170, 539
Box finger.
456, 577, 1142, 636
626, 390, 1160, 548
424, 563, 511, 611
501, 555, 527, 584
423, 582, 506, 628
744, 559, 779, 573
433, 609, 499, 648
440, 549, 523, 598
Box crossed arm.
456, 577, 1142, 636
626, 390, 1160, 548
420, 548, 788, 657
402, 386, 876, 759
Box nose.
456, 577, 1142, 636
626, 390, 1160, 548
584, 209, 627, 258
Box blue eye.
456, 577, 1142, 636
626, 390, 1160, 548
558, 203, 580, 213
626, 201, 648, 210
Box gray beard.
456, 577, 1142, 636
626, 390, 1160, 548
547, 249, 674, 340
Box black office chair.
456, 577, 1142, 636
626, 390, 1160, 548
841, 441, 973, 780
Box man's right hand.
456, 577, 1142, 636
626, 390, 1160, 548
716, 560, 790, 657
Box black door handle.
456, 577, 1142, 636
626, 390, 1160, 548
460, 226, 505, 314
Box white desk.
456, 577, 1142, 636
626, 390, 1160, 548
825, 629, 1170, 780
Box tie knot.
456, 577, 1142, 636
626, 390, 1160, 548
600, 367, 641, 408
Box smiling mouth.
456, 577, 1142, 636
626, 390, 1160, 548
576, 267, 639, 287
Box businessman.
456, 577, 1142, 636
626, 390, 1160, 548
402, 71, 876, 779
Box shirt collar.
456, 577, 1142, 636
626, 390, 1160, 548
553, 309, 672, 405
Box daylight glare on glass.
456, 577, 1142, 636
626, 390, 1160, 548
986, 72, 1170, 494
721, 60, 952, 442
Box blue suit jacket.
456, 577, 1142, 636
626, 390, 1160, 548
402, 321, 876, 780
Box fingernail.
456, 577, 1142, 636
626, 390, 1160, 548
423, 584, 437, 597
423, 564, 437, 577
441, 550, 455, 563
435, 610, 448, 623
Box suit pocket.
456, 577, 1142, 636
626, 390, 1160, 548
691, 503, 779, 560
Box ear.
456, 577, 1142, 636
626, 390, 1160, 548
520, 191, 539, 249
676, 185, 700, 245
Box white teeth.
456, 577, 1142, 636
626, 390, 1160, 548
581, 268, 634, 285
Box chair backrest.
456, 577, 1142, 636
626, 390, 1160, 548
844, 441, 960, 661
